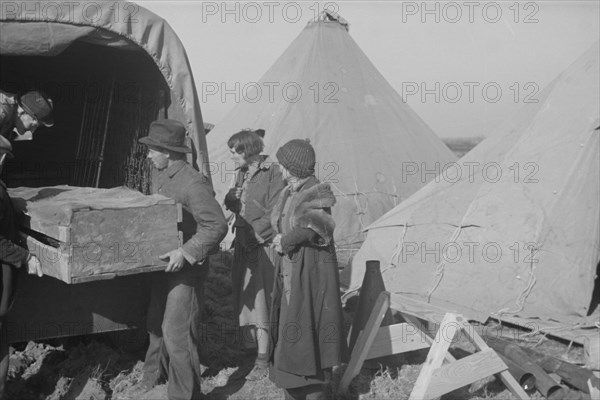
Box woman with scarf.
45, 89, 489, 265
269, 139, 347, 400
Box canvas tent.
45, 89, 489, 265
0, 0, 208, 189
206, 14, 457, 247
349, 43, 600, 325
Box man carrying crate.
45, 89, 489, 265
138, 119, 227, 400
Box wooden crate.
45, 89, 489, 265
9, 185, 180, 284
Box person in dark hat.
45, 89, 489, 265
0, 90, 54, 141
138, 119, 227, 399
269, 139, 347, 400
0, 135, 43, 398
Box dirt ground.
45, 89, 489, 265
5, 250, 592, 400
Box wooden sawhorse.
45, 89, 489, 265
339, 291, 529, 400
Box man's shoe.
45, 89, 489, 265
245, 363, 269, 381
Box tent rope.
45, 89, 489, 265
329, 180, 395, 234
341, 287, 360, 304
378, 224, 410, 288
564, 340, 577, 358
353, 179, 367, 231
391, 177, 400, 207
523, 324, 586, 352
494, 246, 538, 316
384, 223, 410, 274
425, 226, 463, 302
533, 331, 551, 347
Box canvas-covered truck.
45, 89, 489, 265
0, 0, 211, 343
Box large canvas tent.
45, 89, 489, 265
349, 43, 600, 324
1, 0, 209, 189
206, 14, 456, 247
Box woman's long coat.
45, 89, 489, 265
269, 177, 347, 385
226, 156, 285, 327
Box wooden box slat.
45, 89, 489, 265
10, 186, 180, 284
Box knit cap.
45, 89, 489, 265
276, 139, 315, 178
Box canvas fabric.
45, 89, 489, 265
206, 20, 456, 246
350, 43, 600, 324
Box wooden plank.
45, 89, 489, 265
390, 293, 448, 324
57, 225, 70, 243
588, 372, 600, 400
67, 204, 176, 282
366, 323, 430, 360
9, 186, 177, 242
23, 234, 72, 284
389, 293, 489, 323
459, 318, 530, 399
408, 314, 529, 400
425, 349, 506, 398
409, 313, 460, 400
340, 291, 390, 392
401, 313, 457, 363
177, 203, 183, 223
498, 370, 531, 400
70, 204, 178, 248
26, 232, 173, 284
458, 317, 489, 349
71, 265, 166, 284
22, 219, 175, 284
70, 234, 173, 279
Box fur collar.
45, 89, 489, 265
272, 181, 337, 245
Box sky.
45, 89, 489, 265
138, 1, 599, 138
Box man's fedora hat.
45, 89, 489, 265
19, 91, 54, 127
139, 119, 192, 153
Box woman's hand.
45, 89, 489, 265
224, 187, 243, 212
272, 234, 282, 254
234, 187, 243, 199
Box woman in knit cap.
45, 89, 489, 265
269, 139, 347, 399
224, 129, 286, 381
